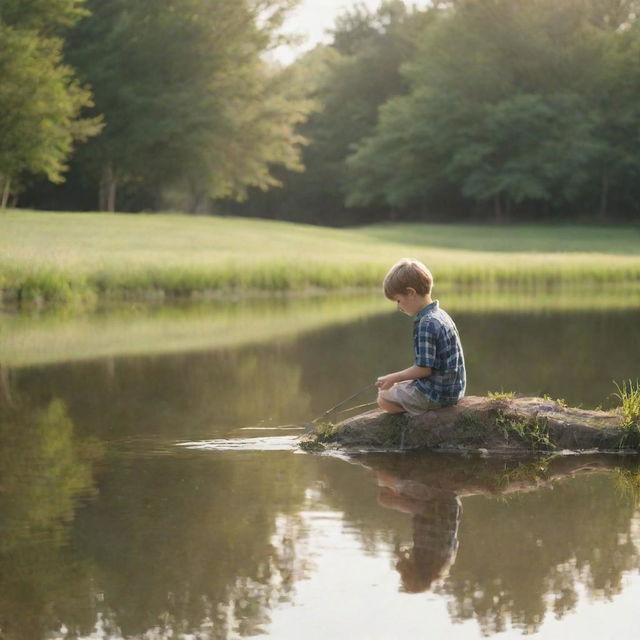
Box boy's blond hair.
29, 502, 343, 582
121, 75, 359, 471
383, 258, 433, 299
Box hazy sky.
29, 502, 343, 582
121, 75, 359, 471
271, 0, 429, 64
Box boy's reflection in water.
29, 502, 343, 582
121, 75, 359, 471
377, 470, 461, 593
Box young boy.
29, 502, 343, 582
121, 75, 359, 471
375, 258, 466, 415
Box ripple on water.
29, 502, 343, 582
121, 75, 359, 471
176, 435, 301, 451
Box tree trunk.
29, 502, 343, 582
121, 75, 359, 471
189, 190, 208, 214
504, 196, 512, 222
1, 176, 11, 209
493, 193, 504, 224
99, 169, 106, 211
599, 172, 609, 222
99, 163, 118, 212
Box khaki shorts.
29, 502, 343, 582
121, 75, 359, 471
380, 381, 442, 416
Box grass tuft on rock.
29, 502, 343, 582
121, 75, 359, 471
299, 420, 341, 453
614, 379, 640, 448
495, 412, 556, 451
488, 390, 516, 401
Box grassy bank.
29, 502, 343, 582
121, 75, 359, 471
2, 210, 640, 307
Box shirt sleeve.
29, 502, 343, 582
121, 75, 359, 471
415, 319, 437, 368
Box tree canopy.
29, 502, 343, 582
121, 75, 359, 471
6, 0, 310, 212
0, 0, 100, 207
62, 0, 311, 211
8, 0, 640, 222
231, 0, 425, 224
344, 0, 640, 222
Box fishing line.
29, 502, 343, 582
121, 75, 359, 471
311, 383, 376, 424
336, 400, 379, 415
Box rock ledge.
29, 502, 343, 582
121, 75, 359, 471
299, 396, 636, 454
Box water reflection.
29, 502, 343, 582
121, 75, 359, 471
0, 420, 639, 638
3, 287, 640, 369
69, 451, 318, 639
1, 296, 640, 638
356, 453, 640, 634
379, 482, 461, 593
5, 306, 640, 448
0, 398, 102, 640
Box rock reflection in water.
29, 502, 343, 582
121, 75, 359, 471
358, 453, 640, 633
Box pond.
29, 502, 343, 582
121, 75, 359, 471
1, 290, 639, 639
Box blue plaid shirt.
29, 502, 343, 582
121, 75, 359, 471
412, 300, 466, 404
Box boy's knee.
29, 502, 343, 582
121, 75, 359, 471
377, 390, 405, 414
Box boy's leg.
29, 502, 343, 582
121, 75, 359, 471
379, 381, 441, 416
377, 389, 406, 414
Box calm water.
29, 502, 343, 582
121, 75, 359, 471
1, 294, 640, 639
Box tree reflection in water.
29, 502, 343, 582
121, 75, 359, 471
1, 395, 640, 639
1, 301, 639, 638
0, 397, 102, 640
69, 450, 316, 639
356, 453, 640, 634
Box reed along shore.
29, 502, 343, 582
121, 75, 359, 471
2, 210, 640, 309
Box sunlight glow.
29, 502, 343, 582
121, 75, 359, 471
271, 0, 431, 64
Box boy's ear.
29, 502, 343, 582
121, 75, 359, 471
405, 287, 417, 296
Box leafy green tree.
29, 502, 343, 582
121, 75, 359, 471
346, 0, 640, 221
444, 93, 598, 220
0, 0, 87, 31
582, 19, 640, 219
65, 0, 310, 212
233, 0, 427, 224
0, 1, 100, 208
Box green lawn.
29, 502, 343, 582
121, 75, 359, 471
359, 222, 640, 254
2, 210, 640, 307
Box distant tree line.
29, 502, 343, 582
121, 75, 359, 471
5, 0, 640, 223
235, 0, 640, 224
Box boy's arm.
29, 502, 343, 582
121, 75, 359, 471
375, 365, 432, 391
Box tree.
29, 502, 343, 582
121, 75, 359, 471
0, 1, 100, 208
64, 0, 310, 212
346, 0, 640, 221
445, 94, 598, 220
345, 89, 459, 212
582, 19, 640, 219
232, 0, 427, 225
0, 0, 87, 32
585, 0, 640, 29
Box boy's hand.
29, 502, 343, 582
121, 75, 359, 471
375, 374, 396, 391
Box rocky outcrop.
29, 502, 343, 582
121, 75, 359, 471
299, 396, 637, 454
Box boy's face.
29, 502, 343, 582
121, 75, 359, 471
391, 289, 426, 316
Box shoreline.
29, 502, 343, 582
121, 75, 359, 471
3, 279, 640, 313
3, 210, 640, 310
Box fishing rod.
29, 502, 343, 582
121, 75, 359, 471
310, 382, 376, 424
246, 384, 377, 434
